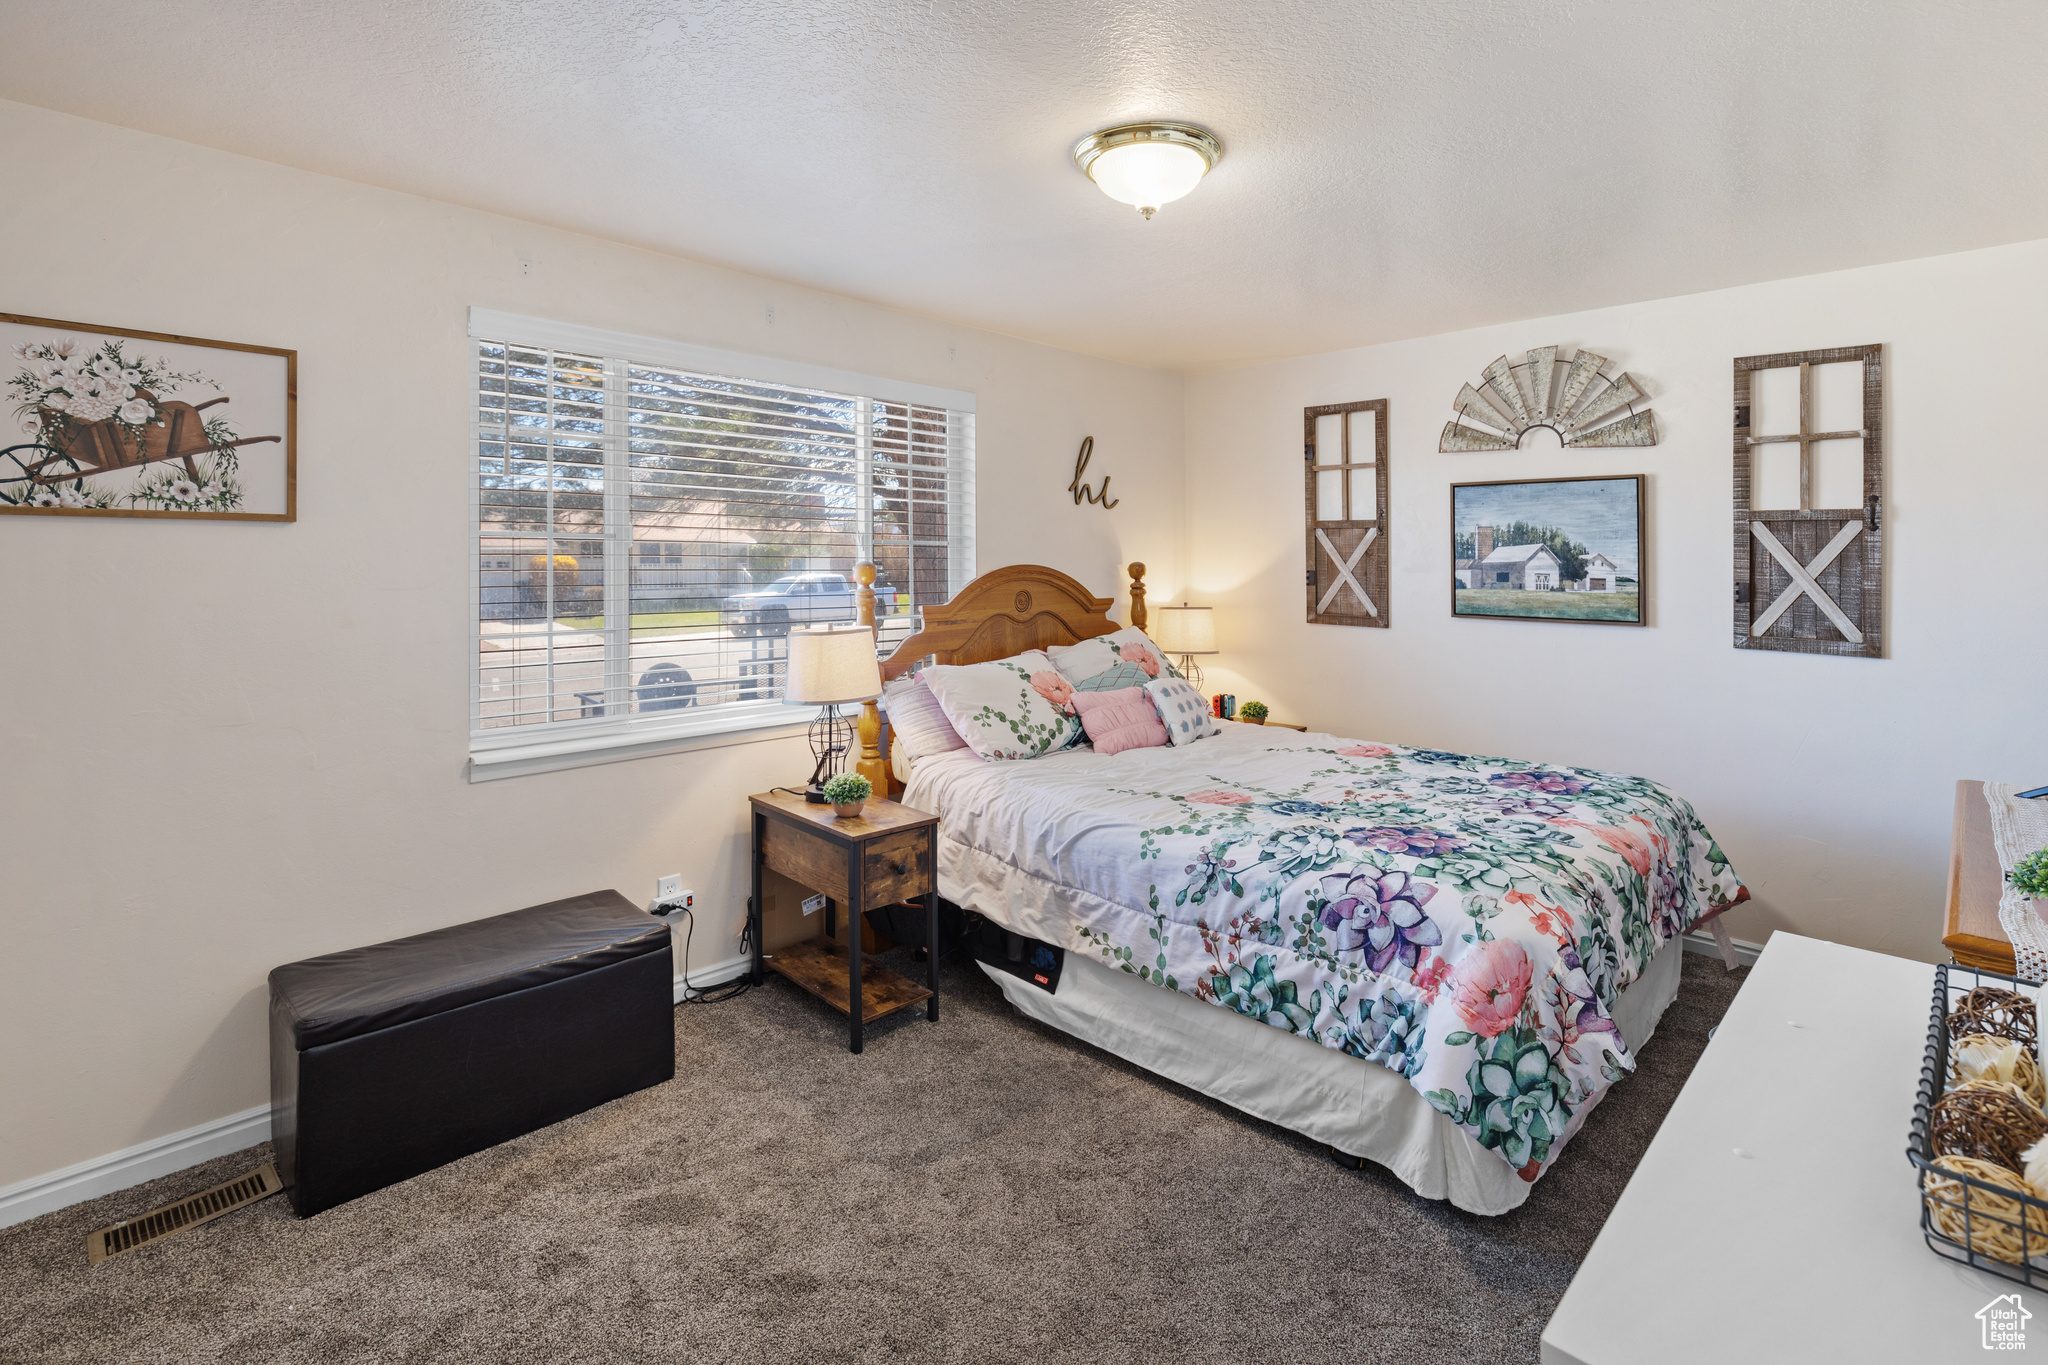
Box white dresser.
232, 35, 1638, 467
1542, 932, 2030, 1364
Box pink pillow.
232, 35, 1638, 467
1070, 686, 1168, 756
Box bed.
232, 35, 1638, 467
861, 564, 1748, 1215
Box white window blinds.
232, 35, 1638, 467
469, 311, 975, 767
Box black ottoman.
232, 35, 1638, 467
268, 889, 673, 1217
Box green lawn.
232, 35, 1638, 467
1455, 589, 1640, 622
557, 610, 720, 634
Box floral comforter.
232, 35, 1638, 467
906, 725, 1747, 1183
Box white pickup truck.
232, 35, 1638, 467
718, 573, 905, 638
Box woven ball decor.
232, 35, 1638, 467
1946, 987, 2039, 1049
1954, 1033, 2048, 1110
1932, 1079, 2048, 1172
1924, 1155, 2048, 1266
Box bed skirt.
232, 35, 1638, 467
979, 935, 1685, 1216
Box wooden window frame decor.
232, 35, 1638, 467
1732, 344, 1882, 658
1438, 345, 1657, 452
1305, 398, 1388, 629
0, 312, 295, 521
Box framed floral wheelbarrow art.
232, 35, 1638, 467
1, 313, 294, 521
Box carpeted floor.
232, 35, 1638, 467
1, 948, 1746, 1364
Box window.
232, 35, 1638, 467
468, 310, 975, 776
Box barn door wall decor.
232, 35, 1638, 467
1305, 399, 1388, 628
1732, 344, 1882, 658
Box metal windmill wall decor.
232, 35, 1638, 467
1438, 346, 1657, 452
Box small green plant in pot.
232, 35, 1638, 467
2014, 849, 2048, 902
1238, 701, 1269, 725
822, 772, 872, 818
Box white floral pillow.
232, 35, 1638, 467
1046, 628, 1182, 687
1144, 676, 1220, 746
918, 650, 1085, 762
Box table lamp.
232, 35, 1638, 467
784, 623, 884, 801
1150, 602, 1217, 691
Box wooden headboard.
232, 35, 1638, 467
850, 561, 1148, 793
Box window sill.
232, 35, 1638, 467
468, 706, 812, 782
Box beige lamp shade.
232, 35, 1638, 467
1150, 603, 1217, 655
784, 624, 882, 705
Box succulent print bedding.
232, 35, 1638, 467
906, 725, 1747, 1182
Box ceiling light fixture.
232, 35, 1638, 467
1072, 122, 1221, 220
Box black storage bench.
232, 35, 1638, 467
268, 889, 673, 1217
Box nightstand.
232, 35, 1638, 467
1232, 716, 1309, 732
748, 791, 940, 1053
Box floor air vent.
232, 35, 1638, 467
87, 1163, 282, 1264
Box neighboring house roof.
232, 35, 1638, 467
1478, 543, 1560, 565
631, 500, 760, 545
1584, 553, 1619, 567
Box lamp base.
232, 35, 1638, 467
1177, 656, 1204, 691
805, 703, 852, 795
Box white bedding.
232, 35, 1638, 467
906, 723, 1744, 1199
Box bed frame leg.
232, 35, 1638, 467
1328, 1146, 1366, 1171
1707, 916, 1740, 972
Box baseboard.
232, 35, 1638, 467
0, 1102, 272, 1231
672, 953, 751, 1002
1682, 928, 1765, 968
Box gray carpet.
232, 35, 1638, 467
1, 949, 1746, 1364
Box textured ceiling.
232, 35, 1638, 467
3, 1, 2044, 370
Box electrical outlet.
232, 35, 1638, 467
655, 874, 681, 906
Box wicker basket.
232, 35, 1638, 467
1913, 962, 2048, 1286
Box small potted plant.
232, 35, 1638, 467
2014, 848, 2048, 906
1238, 701, 1269, 726
821, 772, 872, 818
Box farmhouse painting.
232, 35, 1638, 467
1, 313, 295, 521
1452, 475, 1643, 624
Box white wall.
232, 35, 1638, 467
0, 101, 1185, 1189
1185, 240, 2048, 963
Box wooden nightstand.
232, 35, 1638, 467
1231, 716, 1309, 732
748, 791, 940, 1053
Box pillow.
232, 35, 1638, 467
882, 675, 970, 771
1070, 686, 1168, 756
919, 650, 1085, 762
1071, 658, 1157, 692
1046, 628, 1182, 686
1145, 676, 1221, 746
